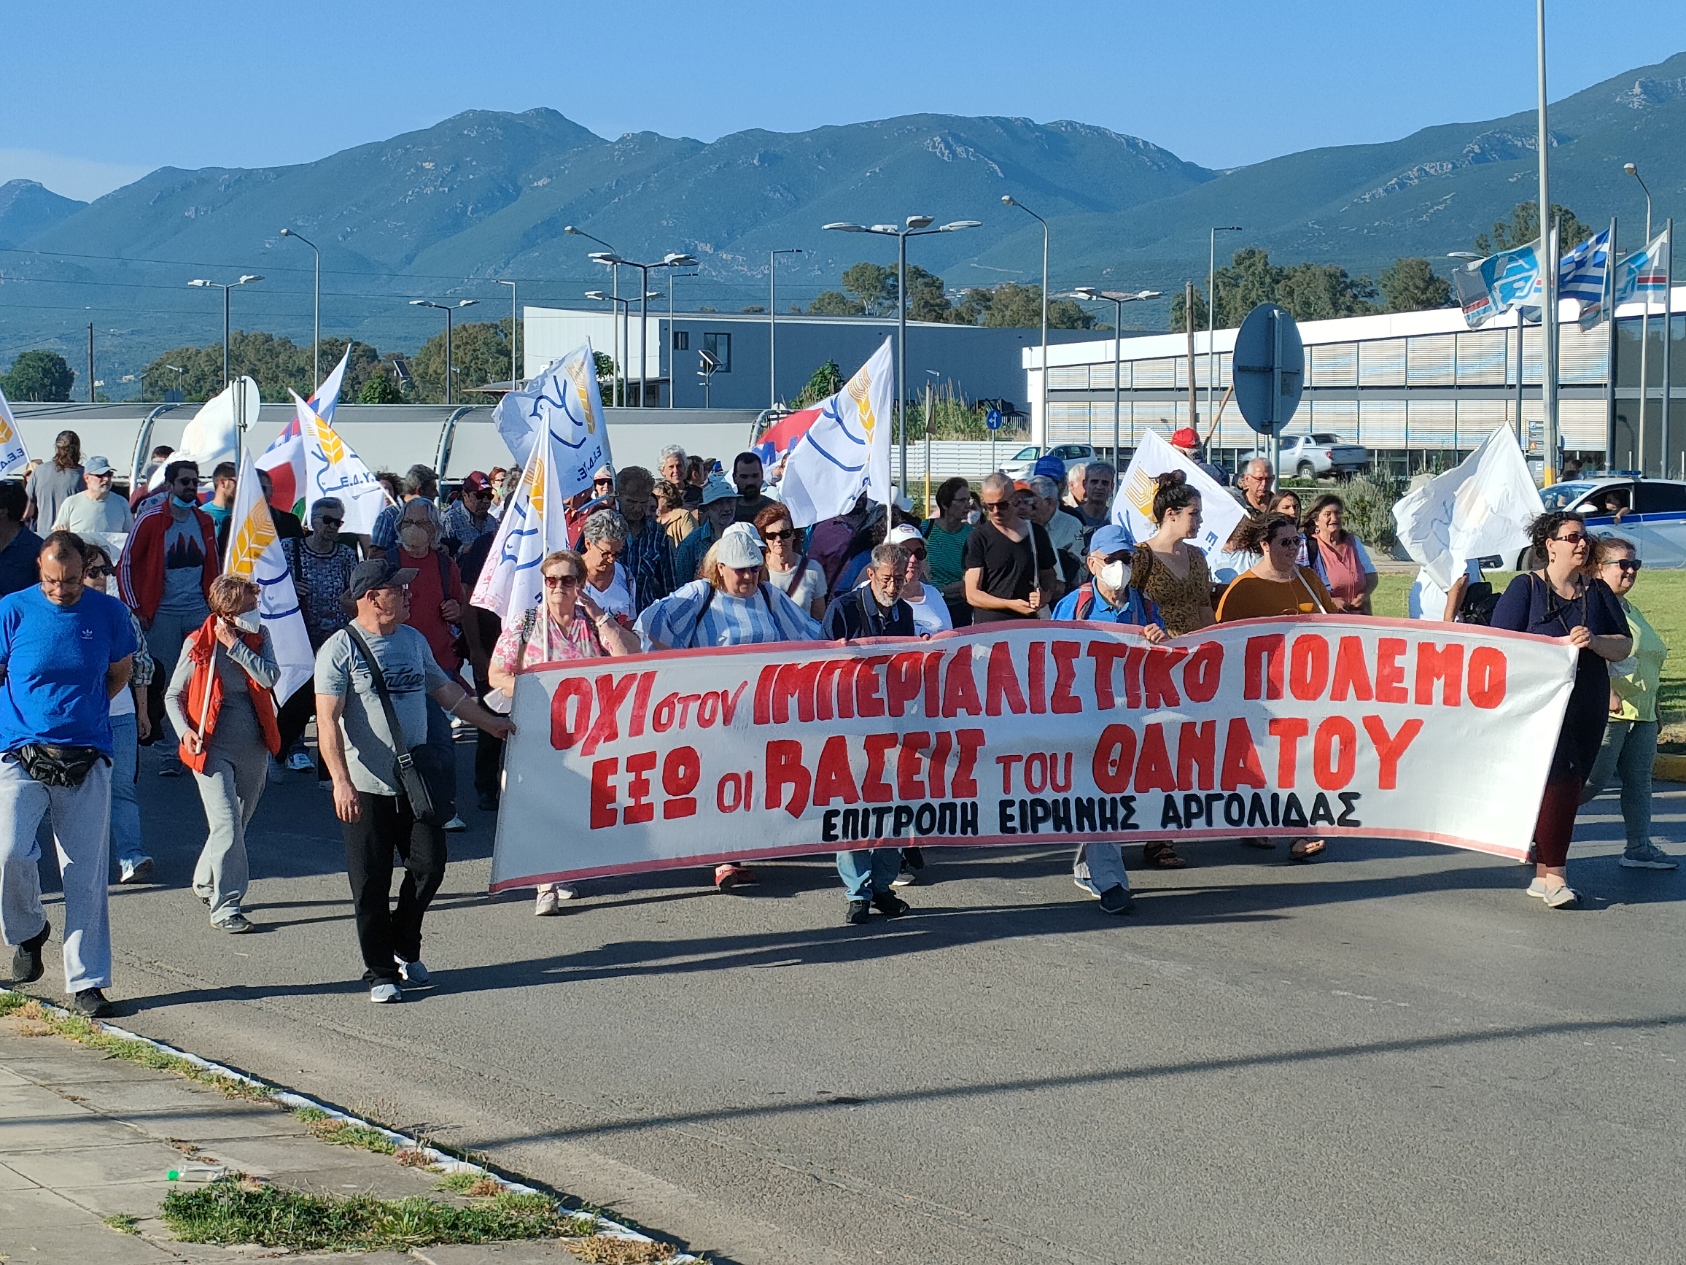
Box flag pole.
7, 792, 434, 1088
1666, 219, 1675, 479
1536, 0, 1559, 486
1605, 217, 1619, 467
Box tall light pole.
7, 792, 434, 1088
666, 269, 698, 408
1625, 161, 1654, 473
496, 279, 518, 390
1069, 288, 1162, 461
1002, 196, 1050, 440
409, 298, 478, 405
187, 275, 263, 389
278, 228, 320, 386
769, 247, 803, 410
1536, 0, 1559, 484
586, 252, 698, 406
566, 226, 622, 402
1208, 226, 1242, 446
822, 216, 982, 490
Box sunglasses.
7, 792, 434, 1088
1605, 558, 1643, 572
544, 574, 583, 588
903, 547, 927, 561
85, 565, 112, 578
981, 500, 1012, 513
1271, 534, 1305, 548
316, 516, 343, 527
1551, 532, 1588, 545
763, 528, 796, 541
89, 471, 114, 480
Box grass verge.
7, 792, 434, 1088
290, 1104, 398, 1154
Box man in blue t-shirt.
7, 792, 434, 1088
1051, 525, 1167, 917
0, 532, 136, 1018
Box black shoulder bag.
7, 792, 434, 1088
344, 625, 452, 827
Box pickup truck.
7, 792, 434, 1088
1240, 433, 1370, 479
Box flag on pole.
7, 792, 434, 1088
1556, 227, 1610, 314
288, 390, 386, 535
0, 385, 31, 480
1393, 426, 1542, 591
493, 342, 610, 498
258, 344, 353, 516
471, 426, 567, 631
771, 338, 894, 528
1614, 231, 1670, 307
1454, 262, 1498, 328
1111, 428, 1243, 558
224, 445, 314, 703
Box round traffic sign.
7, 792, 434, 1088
1232, 303, 1305, 436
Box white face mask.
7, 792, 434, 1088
231, 607, 263, 633
1099, 560, 1128, 592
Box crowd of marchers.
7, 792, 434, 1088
0, 423, 1670, 1014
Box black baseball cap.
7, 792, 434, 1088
345, 558, 418, 602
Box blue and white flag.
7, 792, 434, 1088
1454, 262, 1499, 328
1556, 228, 1610, 313
1614, 230, 1670, 307
493, 342, 610, 502
1481, 243, 1542, 313
772, 338, 894, 528
471, 426, 568, 631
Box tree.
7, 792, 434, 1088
1167, 247, 1377, 330
841, 262, 896, 316
137, 331, 381, 403
1274, 262, 1379, 321
1379, 257, 1454, 313
1, 350, 74, 402
740, 305, 766, 314
408, 321, 512, 404
808, 291, 865, 315
1474, 201, 1594, 255
965, 282, 1094, 330
903, 265, 954, 322
792, 359, 845, 407
1168, 287, 1208, 334
357, 372, 403, 404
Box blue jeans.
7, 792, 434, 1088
109, 712, 145, 867
425, 697, 459, 818
836, 848, 902, 900
1072, 843, 1129, 896
1580, 718, 1658, 855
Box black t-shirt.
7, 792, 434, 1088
963, 519, 1055, 622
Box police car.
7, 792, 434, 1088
1519, 476, 1686, 569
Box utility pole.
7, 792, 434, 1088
87, 323, 95, 403
1536, 0, 1559, 484
1185, 282, 1198, 433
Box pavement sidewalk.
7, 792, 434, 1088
0, 1006, 623, 1265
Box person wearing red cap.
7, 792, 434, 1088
442, 472, 496, 558
1169, 427, 1228, 487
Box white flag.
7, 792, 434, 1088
1112, 429, 1244, 558
223, 445, 314, 704
289, 390, 386, 536
471, 428, 568, 631
1393, 427, 1542, 591
151, 376, 259, 490
494, 342, 611, 501
774, 338, 894, 528
0, 385, 30, 480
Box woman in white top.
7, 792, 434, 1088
864, 523, 950, 634
579, 509, 634, 620
84, 543, 155, 885
755, 503, 828, 620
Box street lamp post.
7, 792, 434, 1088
769, 247, 803, 410
1535, 0, 1560, 484
1002, 197, 1050, 442
566, 227, 622, 401
822, 216, 982, 491
278, 229, 320, 387
187, 275, 263, 389
409, 299, 478, 405
496, 280, 518, 391
1208, 226, 1242, 448
1068, 288, 1163, 462
667, 268, 698, 408
586, 252, 699, 406
1625, 162, 1654, 473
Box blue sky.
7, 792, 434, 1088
5, 0, 1686, 200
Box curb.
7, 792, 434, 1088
1655, 754, 1686, 783
0, 987, 698, 1262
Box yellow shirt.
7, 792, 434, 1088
1610, 598, 1666, 724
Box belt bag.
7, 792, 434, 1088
11, 744, 108, 787
346, 625, 450, 828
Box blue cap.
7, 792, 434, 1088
1032, 454, 1067, 482
1088, 524, 1135, 558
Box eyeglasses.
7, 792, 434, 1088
1605, 558, 1643, 572
89, 471, 114, 481
1551, 532, 1588, 545
544, 574, 583, 588
763, 528, 796, 542
588, 543, 624, 559
1271, 534, 1305, 548
467, 490, 492, 500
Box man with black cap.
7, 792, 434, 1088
314, 557, 514, 1003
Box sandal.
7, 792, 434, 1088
1143, 841, 1188, 869
1288, 838, 1326, 862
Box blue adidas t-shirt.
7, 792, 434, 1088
0, 585, 138, 757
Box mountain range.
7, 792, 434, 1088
3, 50, 1684, 397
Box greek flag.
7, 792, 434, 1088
1556, 228, 1610, 313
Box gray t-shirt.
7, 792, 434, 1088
314, 623, 449, 796
54, 490, 135, 535
28, 464, 84, 531
160, 514, 210, 613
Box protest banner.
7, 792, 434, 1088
1113, 429, 1243, 557
490, 617, 1576, 891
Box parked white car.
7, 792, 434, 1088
1000, 443, 1098, 479
1240, 433, 1370, 479
1520, 477, 1686, 569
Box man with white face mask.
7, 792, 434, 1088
1051, 525, 1166, 916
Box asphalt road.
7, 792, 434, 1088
27, 735, 1686, 1264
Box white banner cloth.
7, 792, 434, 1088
490, 617, 1575, 890
1113, 429, 1244, 555
774, 338, 894, 527
494, 342, 611, 500
1394, 427, 1542, 591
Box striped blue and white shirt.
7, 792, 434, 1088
636, 579, 821, 651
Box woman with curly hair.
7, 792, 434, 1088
1490, 511, 1631, 908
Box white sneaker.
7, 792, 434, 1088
1526, 877, 1547, 899
534, 889, 562, 917
1543, 883, 1580, 909
443, 816, 468, 833
370, 982, 402, 1003
891, 869, 917, 887
118, 856, 154, 885
394, 957, 429, 985
1073, 877, 1102, 899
